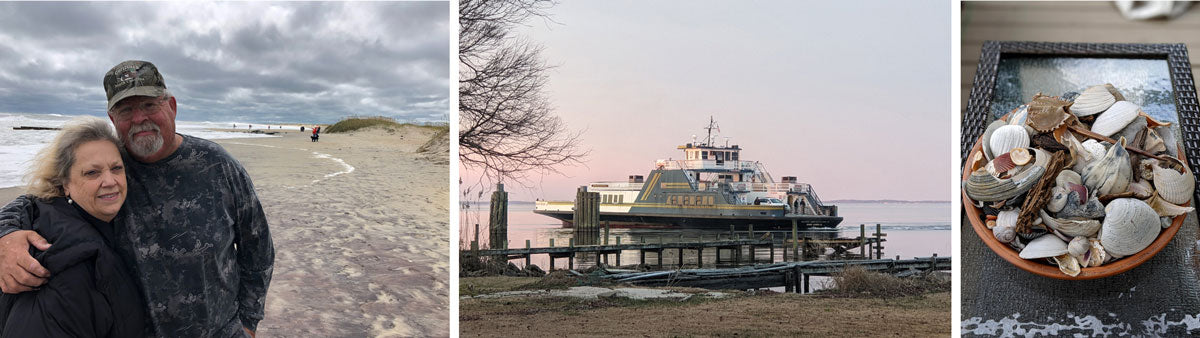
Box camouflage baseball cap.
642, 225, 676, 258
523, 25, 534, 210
103, 60, 167, 111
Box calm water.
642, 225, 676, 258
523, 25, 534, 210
461, 201, 950, 270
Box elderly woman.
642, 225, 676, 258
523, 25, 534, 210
0, 116, 147, 337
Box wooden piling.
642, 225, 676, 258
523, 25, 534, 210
874, 223, 883, 259
488, 184, 508, 250
748, 225, 755, 264
791, 220, 799, 261
803, 274, 810, 293
525, 240, 531, 267
568, 238, 574, 270
472, 224, 480, 253
616, 237, 622, 266
697, 247, 703, 268
860, 224, 866, 258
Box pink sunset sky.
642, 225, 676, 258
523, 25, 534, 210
461, 0, 950, 203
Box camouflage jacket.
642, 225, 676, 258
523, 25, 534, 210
0, 134, 274, 337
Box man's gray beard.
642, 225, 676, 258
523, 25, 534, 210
125, 122, 164, 158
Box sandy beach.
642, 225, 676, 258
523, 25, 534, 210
0, 126, 450, 336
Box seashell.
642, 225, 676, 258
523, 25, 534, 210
1055, 170, 1082, 188
1128, 180, 1155, 199
965, 148, 1051, 202
1008, 105, 1029, 126
1040, 209, 1101, 237
1161, 216, 1172, 229
1073, 139, 1107, 173
994, 221, 1016, 243
1113, 116, 1147, 149
1052, 254, 1081, 277
1099, 198, 1161, 257
981, 120, 1008, 160
1090, 101, 1141, 137
970, 150, 987, 171
1143, 127, 1167, 155
990, 153, 1017, 175
1067, 236, 1089, 258
996, 209, 1019, 228
1010, 148, 1032, 166
990, 125, 1030, 158
1156, 126, 1179, 157
1137, 158, 1159, 181
1151, 156, 1195, 205
1026, 94, 1072, 132
1017, 226, 1049, 241
1071, 84, 1119, 116
1145, 194, 1194, 217
1085, 239, 1107, 268
1019, 233, 1069, 259
1058, 191, 1104, 219
1082, 137, 1132, 196
1047, 186, 1069, 213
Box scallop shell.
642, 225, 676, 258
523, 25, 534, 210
1039, 209, 1101, 237
991, 153, 1017, 174
1151, 156, 1195, 205
1082, 137, 1132, 196
1019, 233, 1069, 259
1098, 198, 1161, 257
965, 149, 1050, 202
1071, 84, 1119, 116
990, 125, 1030, 158
1090, 101, 1141, 137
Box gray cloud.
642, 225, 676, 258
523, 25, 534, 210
0, 2, 449, 124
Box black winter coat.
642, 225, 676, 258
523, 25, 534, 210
0, 197, 148, 337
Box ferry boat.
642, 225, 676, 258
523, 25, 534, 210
533, 118, 843, 229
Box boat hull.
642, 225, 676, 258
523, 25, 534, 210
532, 209, 842, 229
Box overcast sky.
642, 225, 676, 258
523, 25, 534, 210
0, 2, 448, 124
463, 0, 949, 202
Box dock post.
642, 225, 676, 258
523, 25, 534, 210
697, 247, 703, 268
616, 237, 621, 266
488, 184, 509, 250
657, 249, 663, 268
791, 220, 799, 262
784, 270, 793, 293
604, 221, 611, 245
730, 225, 735, 239
803, 274, 810, 293
769, 233, 775, 264
715, 247, 721, 266
875, 223, 883, 259
931, 253, 937, 271
525, 240, 531, 267
860, 224, 866, 259
748, 224, 755, 264
568, 238, 574, 270
802, 237, 809, 261
782, 237, 788, 261
549, 255, 555, 271
640, 250, 646, 266
472, 224, 480, 253
793, 265, 803, 293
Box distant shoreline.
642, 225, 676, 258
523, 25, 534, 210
467, 199, 950, 205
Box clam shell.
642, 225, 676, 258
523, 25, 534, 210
1090, 101, 1141, 137
1099, 198, 1161, 257
1067, 236, 1089, 258
981, 120, 1008, 159
1053, 254, 1081, 277
1151, 156, 1195, 205
1047, 186, 1068, 213
1082, 137, 1132, 196
1019, 234, 1069, 259
1071, 84, 1118, 116
965, 148, 1051, 202
1010, 148, 1032, 166
1055, 170, 1082, 188
1040, 209, 1101, 237
990, 125, 1030, 157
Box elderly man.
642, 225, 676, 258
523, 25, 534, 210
0, 60, 274, 337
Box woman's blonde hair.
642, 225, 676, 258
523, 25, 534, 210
26, 116, 122, 199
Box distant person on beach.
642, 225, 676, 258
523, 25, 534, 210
0, 117, 147, 337
311, 125, 320, 142
0, 60, 274, 337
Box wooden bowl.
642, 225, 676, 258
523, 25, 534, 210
963, 131, 1188, 280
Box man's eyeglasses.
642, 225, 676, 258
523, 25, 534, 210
111, 97, 167, 121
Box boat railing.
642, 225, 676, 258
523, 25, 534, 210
657, 159, 759, 171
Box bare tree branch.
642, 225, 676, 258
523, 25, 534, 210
459, 0, 587, 186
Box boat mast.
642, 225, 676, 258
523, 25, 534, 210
702, 116, 719, 146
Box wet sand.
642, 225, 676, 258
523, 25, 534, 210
0, 127, 450, 336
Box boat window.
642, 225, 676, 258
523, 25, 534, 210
732, 152, 738, 161
701, 151, 708, 160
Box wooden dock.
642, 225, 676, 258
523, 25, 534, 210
598, 256, 951, 293
466, 224, 888, 271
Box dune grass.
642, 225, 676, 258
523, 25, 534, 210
324, 116, 448, 134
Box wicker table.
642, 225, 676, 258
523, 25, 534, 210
961, 41, 1200, 336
